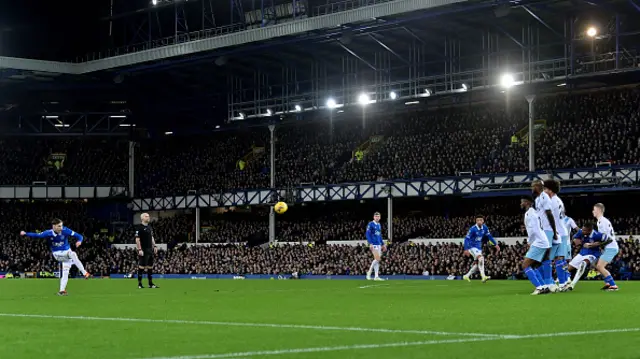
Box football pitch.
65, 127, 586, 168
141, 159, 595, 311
1, 279, 639, 359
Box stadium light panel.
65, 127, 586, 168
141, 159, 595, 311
215, 125, 220, 129
239, 112, 245, 119
358, 93, 371, 106
294, 105, 302, 112
587, 27, 597, 38
461, 84, 468, 91
152, 0, 158, 5
326, 98, 337, 109
424, 89, 431, 97
500, 73, 515, 89
109, 115, 127, 119
389, 91, 397, 100
164, 131, 173, 135
266, 109, 273, 116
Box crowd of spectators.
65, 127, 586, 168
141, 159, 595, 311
0, 88, 639, 197
0, 138, 128, 186
3, 234, 640, 280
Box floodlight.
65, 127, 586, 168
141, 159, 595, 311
461, 84, 468, 91
164, 131, 173, 135
294, 105, 302, 112
358, 93, 371, 105
500, 73, 515, 89
239, 112, 245, 119
326, 98, 337, 109
587, 27, 597, 38
424, 89, 431, 97
215, 125, 220, 129
266, 109, 273, 116
389, 91, 397, 100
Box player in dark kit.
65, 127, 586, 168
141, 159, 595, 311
135, 213, 159, 289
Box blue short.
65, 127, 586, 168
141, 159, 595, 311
526, 245, 547, 262
599, 248, 619, 263
553, 235, 570, 259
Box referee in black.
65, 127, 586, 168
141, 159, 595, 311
135, 213, 159, 289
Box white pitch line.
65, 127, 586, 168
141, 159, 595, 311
358, 284, 390, 289
0, 313, 497, 338
141, 327, 640, 359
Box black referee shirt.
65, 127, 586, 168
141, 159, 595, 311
135, 224, 154, 250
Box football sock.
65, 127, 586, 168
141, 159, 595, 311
524, 267, 542, 288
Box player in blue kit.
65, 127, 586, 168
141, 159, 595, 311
462, 215, 500, 283
365, 212, 386, 281
562, 223, 606, 291
20, 218, 90, 296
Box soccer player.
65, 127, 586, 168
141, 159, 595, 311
20, 218, 90, 296
135, 213, 159, 289
593, 203, 619, 291
531, 180, 558, 290
520, 196, 551, 295
563, 215, 579, 259
365, 212, 386, 281
564, 223, 605, 291
543, 179, 571, 290
462, 215, 500, 283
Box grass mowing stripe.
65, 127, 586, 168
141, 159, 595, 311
139, 327, 640, 359
0, 313, 498, 337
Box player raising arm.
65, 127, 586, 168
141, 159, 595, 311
520, 196, 551, 295
462, 215, 500, 283
20, 218, 90, 296
365, 212, 386, 281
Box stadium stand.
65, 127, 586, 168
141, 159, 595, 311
0, 88, 638, 195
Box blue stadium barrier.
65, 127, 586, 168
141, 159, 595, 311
107, 274, 454, 280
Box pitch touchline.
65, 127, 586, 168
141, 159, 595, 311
0, 313, 497, 338
141, 327, 640, 359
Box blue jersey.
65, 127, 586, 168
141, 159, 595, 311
463, 224, 497, 251
25, 227, 83, 252
365, 221, 384, 246
573, 229, 605, 258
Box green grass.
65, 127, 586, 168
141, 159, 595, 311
1, 279, 639, 359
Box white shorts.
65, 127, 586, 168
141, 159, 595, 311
468, 247, 483, 259
569, 254, 597, 270
371, 245, 382, 256
52, 250, 73, 263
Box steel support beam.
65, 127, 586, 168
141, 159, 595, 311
368, 34, 410, 64
522, 6, 563, 39
492, 24, 525, 49
337, 41, 377, 71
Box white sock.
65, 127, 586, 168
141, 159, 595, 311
368, 260, 377, 275
60, 264, 70, 292
69, 251, 87, 275
466, 264, 478, 277
374, 260, 380, 278
478, 257, 486, 278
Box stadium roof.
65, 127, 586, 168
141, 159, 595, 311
1, 0, 639, 134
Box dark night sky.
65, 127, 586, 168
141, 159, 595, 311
0, 0, 109, 60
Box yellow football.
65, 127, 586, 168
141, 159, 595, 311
274, 201, 288, 214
